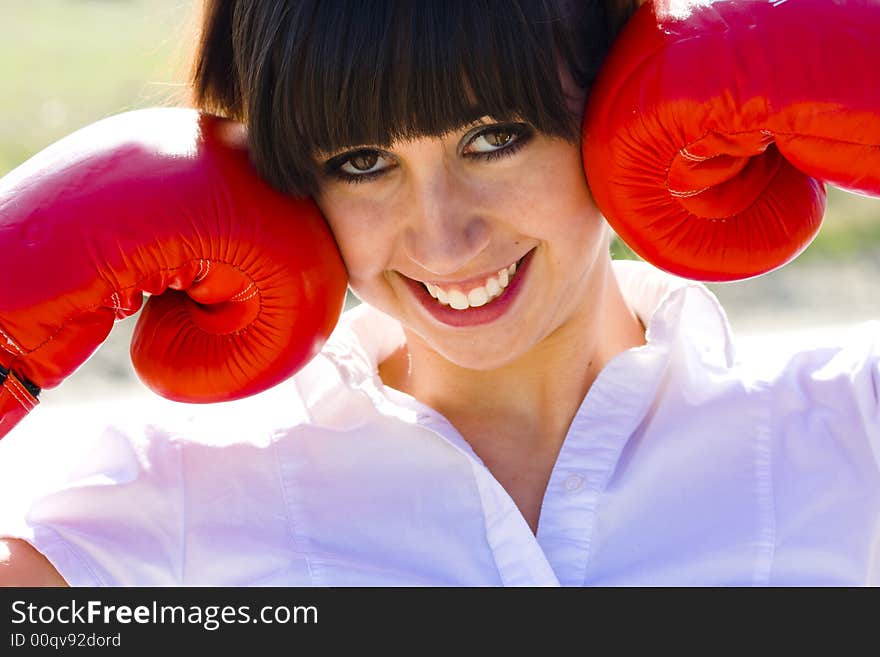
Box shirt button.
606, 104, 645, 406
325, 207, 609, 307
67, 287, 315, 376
562, 474, 585, 493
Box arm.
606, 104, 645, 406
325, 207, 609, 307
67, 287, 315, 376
0, 108, 348, 439
0, 538, 68, 587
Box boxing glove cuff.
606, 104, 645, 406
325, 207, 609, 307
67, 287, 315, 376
0, 365, 39, 436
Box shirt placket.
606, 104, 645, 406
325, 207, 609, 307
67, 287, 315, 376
367, 343, 671, 586
536, 345, 672, 586
372, 379, 560, 586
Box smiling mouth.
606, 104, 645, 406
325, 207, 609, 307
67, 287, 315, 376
416, 252, 529, 310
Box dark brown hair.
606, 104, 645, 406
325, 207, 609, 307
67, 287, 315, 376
191, 1, 640, 197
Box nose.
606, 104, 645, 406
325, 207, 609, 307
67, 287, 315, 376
401, 168, 490, 277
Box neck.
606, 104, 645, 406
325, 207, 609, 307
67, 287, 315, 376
379, 258, 646, 456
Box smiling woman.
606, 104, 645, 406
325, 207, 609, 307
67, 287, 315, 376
1, 0, 880, 588
189, 0, 648, 541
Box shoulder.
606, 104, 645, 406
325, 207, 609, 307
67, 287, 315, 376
0, 538, 68, 587
733, 321, 880, 473
735, 321, 880, 405
0, 392, 295, 586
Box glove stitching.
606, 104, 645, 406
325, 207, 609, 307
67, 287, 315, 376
664, 128, 789, 214
669, 186, 711, 199
678, 147, 711, 163
2, 379, 28, 408
109, 291, 138, 314
228, 285, 258, 303
671, 128, 879, 175
2, 373, 35, 408
0, 325, 25, 356
8, 258, 262, 365
664, 125, 860, 221
192, 259, 210, 284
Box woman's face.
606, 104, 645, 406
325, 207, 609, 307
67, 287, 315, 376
313, 94, 609, 371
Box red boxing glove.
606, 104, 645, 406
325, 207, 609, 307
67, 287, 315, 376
583, 0, 880, 281
0, 108, 348, 439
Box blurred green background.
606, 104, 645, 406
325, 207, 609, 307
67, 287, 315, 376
1, 0, 195, 175
1, 0, 878, 364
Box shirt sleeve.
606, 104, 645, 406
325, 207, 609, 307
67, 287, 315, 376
847, 322, 880, 472
761, 320, 880, 476
0, 399, 186, 586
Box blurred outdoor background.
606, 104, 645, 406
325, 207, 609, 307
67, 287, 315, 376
1, 0, 878, 407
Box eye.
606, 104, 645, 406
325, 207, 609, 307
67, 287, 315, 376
324, 148, 396, 184
467, 128, 516, 153
462, 123, 533, 160
339, 151, 392, 176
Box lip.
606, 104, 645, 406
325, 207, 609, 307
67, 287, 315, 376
401, 246, 537, 328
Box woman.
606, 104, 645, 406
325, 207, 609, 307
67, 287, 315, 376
1, 0, 878, 586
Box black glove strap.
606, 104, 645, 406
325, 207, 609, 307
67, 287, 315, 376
0, 364, 41, 399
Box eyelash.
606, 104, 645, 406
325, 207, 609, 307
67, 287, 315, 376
324, 123, 534, 185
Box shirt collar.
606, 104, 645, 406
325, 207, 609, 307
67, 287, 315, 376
329, 259, 735, 376
611, 260, 736, 369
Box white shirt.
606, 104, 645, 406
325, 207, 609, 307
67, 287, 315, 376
1, 260, 878, 586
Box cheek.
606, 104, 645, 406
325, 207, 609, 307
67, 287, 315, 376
502, 145, 599, 239
317, 195, 394, 287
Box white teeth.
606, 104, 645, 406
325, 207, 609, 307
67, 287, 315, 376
447, 290, 469, 310
467, 287, 489, 307
498, 268, 509, 287
423, 258, 523, 310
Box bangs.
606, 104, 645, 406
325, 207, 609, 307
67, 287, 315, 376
232, 1, 609, 197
